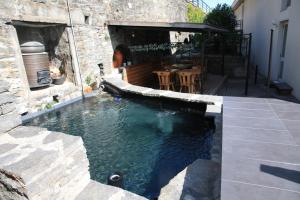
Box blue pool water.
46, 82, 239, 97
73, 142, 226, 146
26, 95, 213, 199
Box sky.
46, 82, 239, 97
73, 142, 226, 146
205, 0, 234, 9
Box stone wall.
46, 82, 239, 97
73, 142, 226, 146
0, 0, 188, 114
108, 0, 187, 22
0, 21, 25, 131
0, 80, 21, 133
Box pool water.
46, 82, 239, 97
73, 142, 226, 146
26, 96, 213, 199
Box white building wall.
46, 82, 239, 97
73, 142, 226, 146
234, 0, 300, 99
282, 1, 300, 99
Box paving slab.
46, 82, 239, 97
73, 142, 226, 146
222, 154, 300, 192
222, 180, 300, 200
223, 107, 276, 119
75, 180, 146, 200
223, 115, 286, 130
223, 126, 295, 145
221, 97, 300, 200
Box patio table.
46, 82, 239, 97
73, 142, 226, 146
171, 63, 193, 70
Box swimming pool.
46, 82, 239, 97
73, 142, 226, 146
25, 95, 214, 199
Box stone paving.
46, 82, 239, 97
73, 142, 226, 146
76, 180, 146, 200
221, 97, 300, 200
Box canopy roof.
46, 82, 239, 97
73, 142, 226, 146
107, 21, 228, 33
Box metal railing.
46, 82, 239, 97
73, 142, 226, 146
186, 0, 212, 13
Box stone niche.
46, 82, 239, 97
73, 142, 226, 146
15, 23, 75, 88
13, 22, 80, 113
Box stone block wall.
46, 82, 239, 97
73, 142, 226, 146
0, 20, 29, 113
108, 0, 187, 22
0, 81, 21, 133
0, 0, 188, 114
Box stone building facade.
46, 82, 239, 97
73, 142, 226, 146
0, 0, 187, 116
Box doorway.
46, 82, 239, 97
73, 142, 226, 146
278, 21, 288, 80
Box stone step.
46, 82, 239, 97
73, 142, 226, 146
75, 180, 147, 200
0, 112, 21, 133
8, 126, 48, 138
273, 82, 293, 95
1, 125, 148, 200
0, 127, 90, 200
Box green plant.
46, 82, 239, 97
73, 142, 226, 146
85, 75, 92, 86
45, 103, 53, 110
187, 3, 206, 23
44, 100, 58, 110
204, 4, 236, 32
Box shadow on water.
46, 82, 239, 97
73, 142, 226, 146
142, 113, 214, 199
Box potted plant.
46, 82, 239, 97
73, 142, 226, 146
84, 75, 93, 93
50, 58, 67, 85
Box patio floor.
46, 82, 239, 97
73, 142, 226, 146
220, 78, 300, 200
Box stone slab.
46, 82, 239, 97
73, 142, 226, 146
221, 97, 300, 200
222, 180, 300, 200
0, 92, 15, 105
0, 112, 21, 133
75, 180, 146, 200
223, 139, 300, 164
222, 154, 300, 192
223, 115, 286, 130
104, 77, 222, 105
223, 126, 295, 145
223, 107, 276, 119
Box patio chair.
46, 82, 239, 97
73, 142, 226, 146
192, 58, 208, 81
177, 71, 196, 93
191, 67, 202, 92
155, 71, 175, 91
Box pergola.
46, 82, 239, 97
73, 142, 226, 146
106, 21, 229, 33
107, 21, 229, 93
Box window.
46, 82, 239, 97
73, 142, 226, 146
84, 15, 90, 25
281, 0, 291, 11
